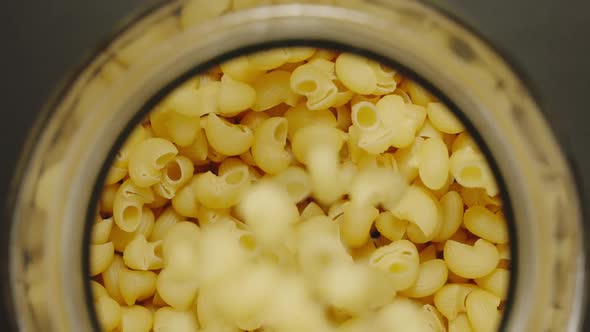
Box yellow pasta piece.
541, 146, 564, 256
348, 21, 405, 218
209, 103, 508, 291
450, 147, 498, 196
153, 156, 194, 199
204, 113, 254, 156
427, 102, 465, 134
433, 283, 477, 320
119, 269, 158, 305
432, 191, 464, 242
217, 74, 256, 116
251, 117, 292, 175
89, 242, 115, 276
335, 53, 377, 94
399, 79, 435, 107
375, 211, 408, 242
463, 206, 508, 244
150, 106, 201, 147
388, 185, 442, 243
170, 177, 200, 218
128, 138, 178, 188
284, 103, 336, 140
123, 235, 163, 271
444, 239, 499, 279
340, 202, 379, 248
465, 289, 501, 332
369, 240, 420, 291
419, 137, 450, 190
111, 207, 155, 252
400, 259, 448, 298
91, 217, 113, 245
102, 255, 126, 305
220, 56, 265, 83
474, 268, 510, 299
192, 162, 250, 209
252, 70, 301, 111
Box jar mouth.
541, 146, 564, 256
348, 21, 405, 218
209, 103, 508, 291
9, 1, 586, 332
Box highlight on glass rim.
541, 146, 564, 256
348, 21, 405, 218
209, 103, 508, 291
89, 46, 510, 332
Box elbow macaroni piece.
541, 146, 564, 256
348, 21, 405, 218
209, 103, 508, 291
150, 106, 201, 147
149, 207, 182, 243
427, 102, 465, 134
111, 207, 155, 252
399, 79, 435, 107
465, 289, 501, 332
284, 103, 336, 140
450, 147, 498, 196
170, 177, 200, 218
192, 163, 250, 209
290, 60, 340, 110
335, 53, 377, 94
400, 259, 448, 298
432, 191, 464, 242
251, 70, 301, 111
375, 211, 408, 242
123, 235, 163, 271
217, 74, 256, 116
464, 206, 508, 244
128, 138, 178, 187
153, 156, 194, 199
94, 291, 122, 332
474, 268, 510, 299
433, 283, 477, 320
90, 242, 115, 276
444, 239, 500, 279
419, 137, 450, 190
92, 217, 113, 245
369, 240, 420, 291
251, 117, 292, 175
102, 255, 126, 305
113, 180, 155, 232
339, 202, 379, 248
204, 113, 254, 156
220, 56, 265, 83
389, 185, 442, 243
291, 125, 347, 204
177, 126, 209, 165
119, 268, 158, 305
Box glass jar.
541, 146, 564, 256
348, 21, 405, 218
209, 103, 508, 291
6, 0, 585, 331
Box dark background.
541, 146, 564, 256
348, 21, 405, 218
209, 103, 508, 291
0, 0, 589, 329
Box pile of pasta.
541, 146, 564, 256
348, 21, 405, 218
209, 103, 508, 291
90, 48, 510, 332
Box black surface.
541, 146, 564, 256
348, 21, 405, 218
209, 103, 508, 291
0, 0, 589, 330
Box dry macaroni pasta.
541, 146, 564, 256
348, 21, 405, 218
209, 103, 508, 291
90, 46, 510, 332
